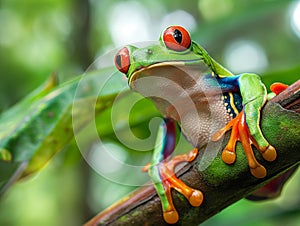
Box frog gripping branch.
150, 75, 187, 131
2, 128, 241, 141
211, 74, 277, 178
114, 26, 279, 224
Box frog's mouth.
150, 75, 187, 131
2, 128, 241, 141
129, 61, 181, 84
129, 60, 206, 85
129, 60, 208, 90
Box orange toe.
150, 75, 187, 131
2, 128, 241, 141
250, 165, 267, 178
163, 210, 179, 224
221, 149, 236, 164
270, 82, 288, 95
261, 145, 277, 162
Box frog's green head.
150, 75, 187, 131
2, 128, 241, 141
114, 26, 213, 85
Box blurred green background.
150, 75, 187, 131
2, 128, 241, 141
0, 0, 299, 225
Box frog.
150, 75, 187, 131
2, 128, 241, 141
114, 25, 287, 224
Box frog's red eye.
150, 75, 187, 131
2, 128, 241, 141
115, 47, 130, 74
163, 26, 191, 51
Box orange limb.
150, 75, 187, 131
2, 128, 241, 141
270, 82, 288, 95
212, 110, 276, 178
144, 148, 203, 224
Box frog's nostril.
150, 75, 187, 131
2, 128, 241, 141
146, 49, 153, 55
115, 47, 130, 74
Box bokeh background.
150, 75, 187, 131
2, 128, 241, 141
0, 0, 299, 225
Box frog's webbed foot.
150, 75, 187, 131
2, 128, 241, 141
143, 148, 203, 224
212, 110, 277, 178
270, 82, 288, 95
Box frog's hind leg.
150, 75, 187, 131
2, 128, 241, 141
143, 118, 203, 224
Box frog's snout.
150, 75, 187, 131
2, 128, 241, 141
115, 47, 130, 74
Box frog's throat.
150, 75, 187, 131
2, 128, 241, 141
128, 61, 200, 84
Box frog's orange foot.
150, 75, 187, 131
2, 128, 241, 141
143, 148, 203, 224
270, 82, 288, 95
212, 111, 277, 178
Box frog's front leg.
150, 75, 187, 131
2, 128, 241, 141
143, 118, 203, 224
213, 73, 277, 178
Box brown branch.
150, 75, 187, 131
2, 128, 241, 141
85, 80, 300, 226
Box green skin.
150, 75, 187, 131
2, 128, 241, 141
120, 30, 270, 214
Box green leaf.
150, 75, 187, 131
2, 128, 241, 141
0, 67, 128, 193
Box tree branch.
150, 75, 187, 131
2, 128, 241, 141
85, 80, 300, 226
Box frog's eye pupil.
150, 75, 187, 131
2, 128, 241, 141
173, 29, 182, 44
115, 54, 122, 68
163, 26, 191, 52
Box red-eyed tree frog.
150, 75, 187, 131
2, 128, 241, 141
114, 26, 288, 224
